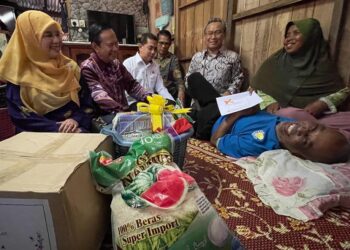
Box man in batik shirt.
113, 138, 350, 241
185, 17, 244, 95
154, 29, 185, 105
185, 17, 244, 138
81, 24, 149, 124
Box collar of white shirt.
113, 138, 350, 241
135, 52, 153, 66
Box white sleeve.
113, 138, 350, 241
122, 57, 134, 76
122, 57, 137, 104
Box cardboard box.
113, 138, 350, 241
0, 132, 114, 250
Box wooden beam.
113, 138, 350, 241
231, 0, 307, 21
175, 0, 180, 56
329, 0, 345, 61
226, 0, 234, 50
179, 0, 203, 10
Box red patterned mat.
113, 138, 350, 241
183, 138, 350, 250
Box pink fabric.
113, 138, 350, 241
299, 194, 340, 220
275, 107, 317, 122
272, 177, 306, 196
276, 107, 350, 141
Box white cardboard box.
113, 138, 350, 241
0, 132, 113, 250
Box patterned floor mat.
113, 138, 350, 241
183, 138, 350, 250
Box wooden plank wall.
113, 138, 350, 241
148, 0, 176, 36
337, 1, 350, 84
174, 0, 228, 71
232, 0, 347, 84
174, 0, 350, 84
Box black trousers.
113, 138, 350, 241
187, 72, 221, 140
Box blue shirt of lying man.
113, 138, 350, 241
210, 107, 350, 164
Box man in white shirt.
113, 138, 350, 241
123, 33, 174, 107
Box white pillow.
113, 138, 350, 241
237, 149, 350, 221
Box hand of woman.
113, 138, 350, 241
57, 118, 79, 133
266, 102, 280, 114
304, 100, 328, 118
73, 127, 82, 133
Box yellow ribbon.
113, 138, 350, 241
137, 95, 191, 132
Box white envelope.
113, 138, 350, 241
216, 91, 262, 116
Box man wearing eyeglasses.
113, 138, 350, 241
186, 17, 244, 96
154, 30, 186, 106
185, 17, 245, 139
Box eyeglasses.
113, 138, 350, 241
205, 30, 223, 37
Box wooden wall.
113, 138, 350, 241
174, 0, 229, 71
149, 0, 165, 34
337, 1, 350, 84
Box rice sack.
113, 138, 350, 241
90, 134, 244, 250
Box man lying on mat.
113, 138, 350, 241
210, 106, 350, 164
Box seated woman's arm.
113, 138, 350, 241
69, 82, 93, 132
257, 90, 278, 110
69, 110, 91, 132
256, 90, 281, 114
319, 86, 350, 113
6, 83, 59, 132
303, 87, 350, 117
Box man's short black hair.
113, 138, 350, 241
140, 33, 157, 45
157, 29, 172, 41
88, 23, 114, 45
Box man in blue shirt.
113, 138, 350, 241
210, 107, 350, 164
186, 71, 350, 164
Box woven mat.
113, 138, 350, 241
183, 138, 350, 250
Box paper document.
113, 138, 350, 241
216, 91, 262, 116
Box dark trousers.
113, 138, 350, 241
187, 72, 221, 140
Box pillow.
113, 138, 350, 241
236, 149, 350, 221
